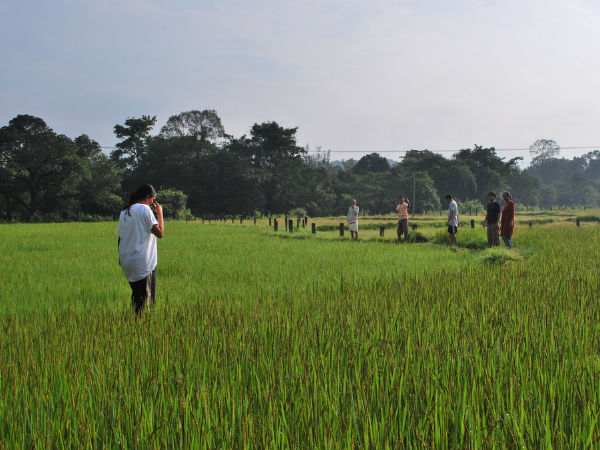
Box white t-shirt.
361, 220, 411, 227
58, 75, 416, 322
118, 203, 159, 282
347, 205, 359, 222
448, 200, 458, 227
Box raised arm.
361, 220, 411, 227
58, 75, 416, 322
151, 202, 164, 238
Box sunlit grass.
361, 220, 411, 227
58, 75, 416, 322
0, 219, 599, 449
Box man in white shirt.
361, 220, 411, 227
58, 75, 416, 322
446, 194, 458, 246
347, 199, 359, 240
118, 184, 164, 314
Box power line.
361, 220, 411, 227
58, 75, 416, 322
99, 145, 600, 154
305, 146, 600, 154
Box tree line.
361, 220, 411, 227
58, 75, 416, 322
1, 111, 599, 222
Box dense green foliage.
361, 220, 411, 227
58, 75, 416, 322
1, 219, 599, 449
0, 115, 122, 221
2, 112, 599, 222
527, 150, 600, 208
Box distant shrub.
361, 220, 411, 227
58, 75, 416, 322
157, 189, 188, 219
406, 231, 429, 243
289, 207, 308, 218
28, 212, 114, 223
573, 215, 600, 223
30, 212, 62, 223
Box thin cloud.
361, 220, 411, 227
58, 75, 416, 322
0, 0, 598, 162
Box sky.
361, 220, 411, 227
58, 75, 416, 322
1, 0, 599, 166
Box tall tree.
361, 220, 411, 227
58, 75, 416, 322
160, 109, 228, 143
399, 150, 447, 173
352, 153, 390, 175
580, 150, 600, 181
111, 115, 156, 170
229, 122, 306, 214
0, 115, 86, 219
505, 172, 541, 206
74, 135, 123, 216
194, 151, 263, 216
529, 139, 560, 166
431, 162, 477, 202
454, 146, 520, 199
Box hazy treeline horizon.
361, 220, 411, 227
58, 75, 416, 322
1, 111, 599, 222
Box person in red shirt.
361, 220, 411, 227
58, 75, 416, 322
500, 191, 515, 248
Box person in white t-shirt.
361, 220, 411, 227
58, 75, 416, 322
347, 199, 359, 240
445, 194, 459, 246
118, 184, 164, 314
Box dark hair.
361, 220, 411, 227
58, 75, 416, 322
488, 192, 496, 197
125, 184, 157, 216
503, 191, 512, 200
445, 194, 453, 200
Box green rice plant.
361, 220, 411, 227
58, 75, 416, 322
0, 219, 599, 449
475, 247, 522, 265
429, 227, 488, 249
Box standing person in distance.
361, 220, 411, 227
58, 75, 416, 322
483, 191, 501, 247
500, 191, 515, 248
396, 196, 410, 242
446, 194, 459, 246
118, 184, 164, 315
348, 199, 359, 241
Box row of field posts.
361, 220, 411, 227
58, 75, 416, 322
199, 206, 588, 237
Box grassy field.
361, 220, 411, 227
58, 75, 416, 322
1, 213, 599, 449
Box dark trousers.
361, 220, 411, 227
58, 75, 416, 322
487, 224, 500, 247
397, 218, 409, 240
129, 270, 156, 314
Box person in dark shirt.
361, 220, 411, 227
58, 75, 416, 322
483, 191, 501, 247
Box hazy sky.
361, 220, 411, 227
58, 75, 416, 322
1, 0, 599, 165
